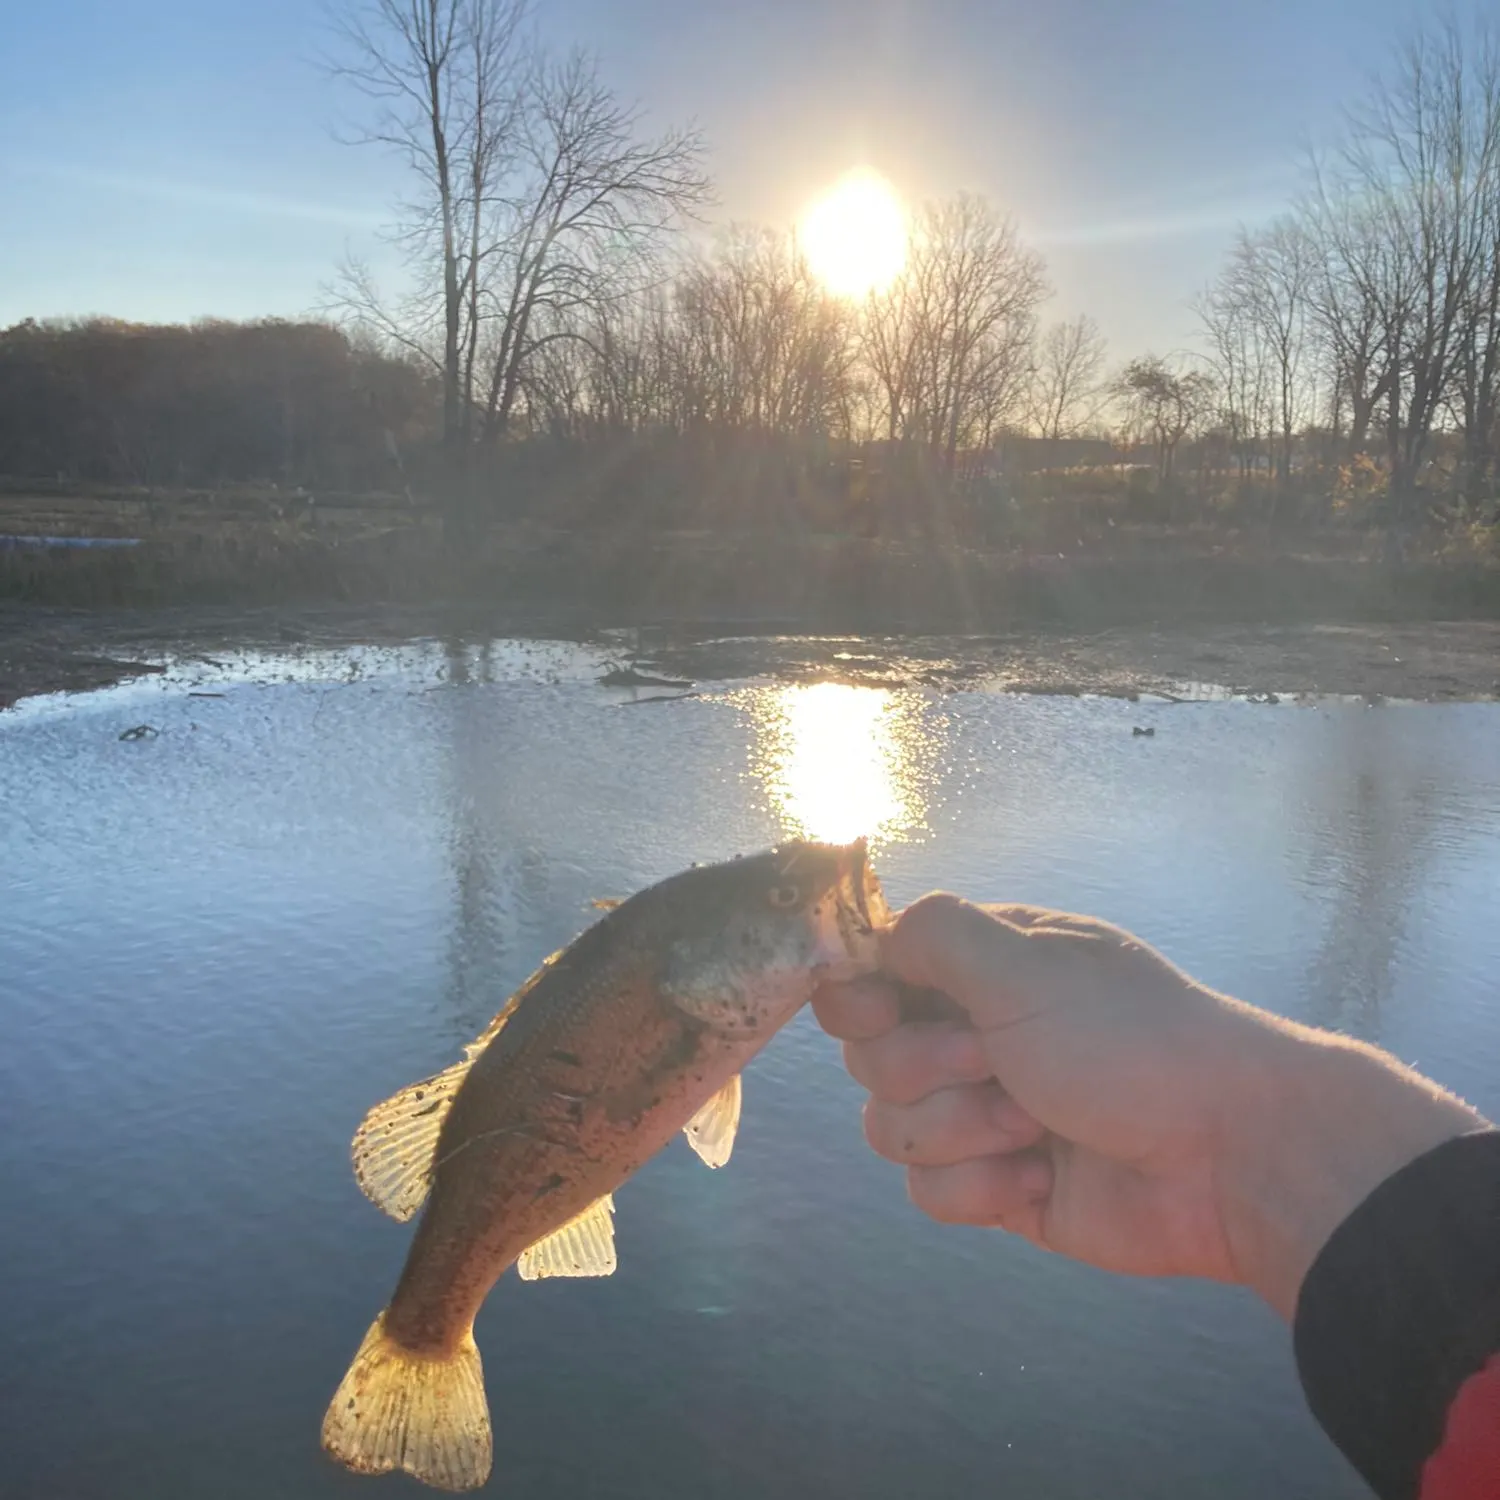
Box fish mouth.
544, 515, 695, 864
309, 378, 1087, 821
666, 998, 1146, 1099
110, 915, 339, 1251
828, 837, 889, 972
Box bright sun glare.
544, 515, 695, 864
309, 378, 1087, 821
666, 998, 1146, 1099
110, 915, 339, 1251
799, 170, 908, 299
751, 681, 926, 847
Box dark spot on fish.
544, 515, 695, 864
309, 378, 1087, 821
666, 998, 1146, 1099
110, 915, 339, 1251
549, 1049, 584, 1067
656, 1022, 701, 1076
532, 1173, 566, 1201
413, 1090, 425, 1101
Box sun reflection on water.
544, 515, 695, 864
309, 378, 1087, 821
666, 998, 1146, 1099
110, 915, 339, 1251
748, 682, 931, 846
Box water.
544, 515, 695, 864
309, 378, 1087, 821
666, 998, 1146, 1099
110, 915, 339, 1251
3, 638, 1498, 1500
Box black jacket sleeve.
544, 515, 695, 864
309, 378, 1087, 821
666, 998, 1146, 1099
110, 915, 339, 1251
1292, 1129, 1500, 1500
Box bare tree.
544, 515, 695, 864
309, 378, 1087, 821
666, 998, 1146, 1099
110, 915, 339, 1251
665, 228, 854, 435
475, 50, 710, 446
1114, 355, 1216, 482
918, 196, 1046, 467
326, 0, 528, 467
1029, 314, 1107, 440
1209, 220, 1315, 494
862, 194, 1045, 465
860, 270, 925, 443
328, 4, 707, 520
1336, 21, 1500, 510
1300, 185, 1395, 456
1196, 272, 1271, 478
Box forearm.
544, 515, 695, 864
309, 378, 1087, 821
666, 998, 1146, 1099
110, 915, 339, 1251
1217, 1014, 1487, 1320
1295, 1131, 1500, 1500
1217, 1011, 1499, 1498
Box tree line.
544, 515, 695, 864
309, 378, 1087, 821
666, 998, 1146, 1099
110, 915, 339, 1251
0, 317, 431, 490
1, 1, 1496, 537
1192, 21, 1500, 521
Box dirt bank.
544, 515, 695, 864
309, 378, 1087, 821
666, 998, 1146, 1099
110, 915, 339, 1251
3, 603, 1497, 710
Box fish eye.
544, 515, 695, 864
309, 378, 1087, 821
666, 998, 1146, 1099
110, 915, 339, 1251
767, 883, 802, 910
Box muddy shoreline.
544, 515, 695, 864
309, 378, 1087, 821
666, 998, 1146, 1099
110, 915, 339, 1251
4, 602, 1498, 709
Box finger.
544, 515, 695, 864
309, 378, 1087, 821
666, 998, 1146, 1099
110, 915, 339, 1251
843, 1022, 991, 1105
811, 975, 902, 1041
880, 894, 1059, 1028
894, 985, 969, 1025
980, 904, 1108, 938
863, 1083, 1047, 1166
976, 903, 1061, 929
908, 1150, 1054, 1235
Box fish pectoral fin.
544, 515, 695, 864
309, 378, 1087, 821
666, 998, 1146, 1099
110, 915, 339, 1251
516, 1195, 617, 1281
683, 1074, 742, 1169
350, 1058, 472, 1223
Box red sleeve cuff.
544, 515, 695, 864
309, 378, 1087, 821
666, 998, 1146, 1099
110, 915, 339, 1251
1421, 1354, 1500, 1499
1294, 1129, 1500, 1499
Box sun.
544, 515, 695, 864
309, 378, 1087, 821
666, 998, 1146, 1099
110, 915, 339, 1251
799, 169, 907, 299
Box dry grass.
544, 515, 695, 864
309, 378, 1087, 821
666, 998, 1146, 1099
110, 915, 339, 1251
2, 484, 1499, 627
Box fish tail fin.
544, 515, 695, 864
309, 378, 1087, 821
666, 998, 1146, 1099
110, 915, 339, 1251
320, 1311, 492, 1492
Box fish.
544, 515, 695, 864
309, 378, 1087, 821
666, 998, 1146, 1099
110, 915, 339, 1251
321, 838, 887, 1491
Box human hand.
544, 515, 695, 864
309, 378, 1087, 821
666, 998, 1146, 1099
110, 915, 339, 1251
813, 895, 1485, 1318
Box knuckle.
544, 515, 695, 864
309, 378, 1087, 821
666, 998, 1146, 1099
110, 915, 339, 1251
900, 892, 967, 933
810, 993, 857, 1040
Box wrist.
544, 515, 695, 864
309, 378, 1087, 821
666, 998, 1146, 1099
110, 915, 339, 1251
1215, 1009, 1487, 1320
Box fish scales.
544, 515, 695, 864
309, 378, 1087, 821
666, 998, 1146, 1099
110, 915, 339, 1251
388, 924, 722, 1352
322, 839, 887, 1492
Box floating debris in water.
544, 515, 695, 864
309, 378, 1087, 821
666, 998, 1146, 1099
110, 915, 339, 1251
598, 666, 694, 689
1132, 726, 1155, 738
118, 724, 159, 741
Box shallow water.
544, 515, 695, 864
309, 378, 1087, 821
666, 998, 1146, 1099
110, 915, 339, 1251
3, 637, 1498, 1500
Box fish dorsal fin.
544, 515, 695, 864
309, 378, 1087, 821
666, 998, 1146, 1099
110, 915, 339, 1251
349, 1057, 471, 1223
462, 947, 565, 1061
516, 1195, 617, 1280
684, 1074, 742, 1169
350, 951, 565, 1222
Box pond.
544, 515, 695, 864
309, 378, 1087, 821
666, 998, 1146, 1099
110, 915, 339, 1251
3, 637, 1498, 1499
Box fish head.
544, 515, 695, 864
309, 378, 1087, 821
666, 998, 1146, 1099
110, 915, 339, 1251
657, 838, 889, 1039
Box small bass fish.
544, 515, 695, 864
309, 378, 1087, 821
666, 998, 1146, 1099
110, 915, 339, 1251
322, 839, 886, 1490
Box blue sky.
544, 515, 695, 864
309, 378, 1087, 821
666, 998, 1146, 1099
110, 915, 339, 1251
0, 0, 1471, 359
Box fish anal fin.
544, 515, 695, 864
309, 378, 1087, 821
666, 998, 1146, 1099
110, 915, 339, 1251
321, 1311, 491, 1492
684, 1074, 742, 1169
516, 1195, 617, 1281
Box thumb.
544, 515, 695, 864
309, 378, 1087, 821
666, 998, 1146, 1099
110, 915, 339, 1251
880, 894, 1046, 1028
